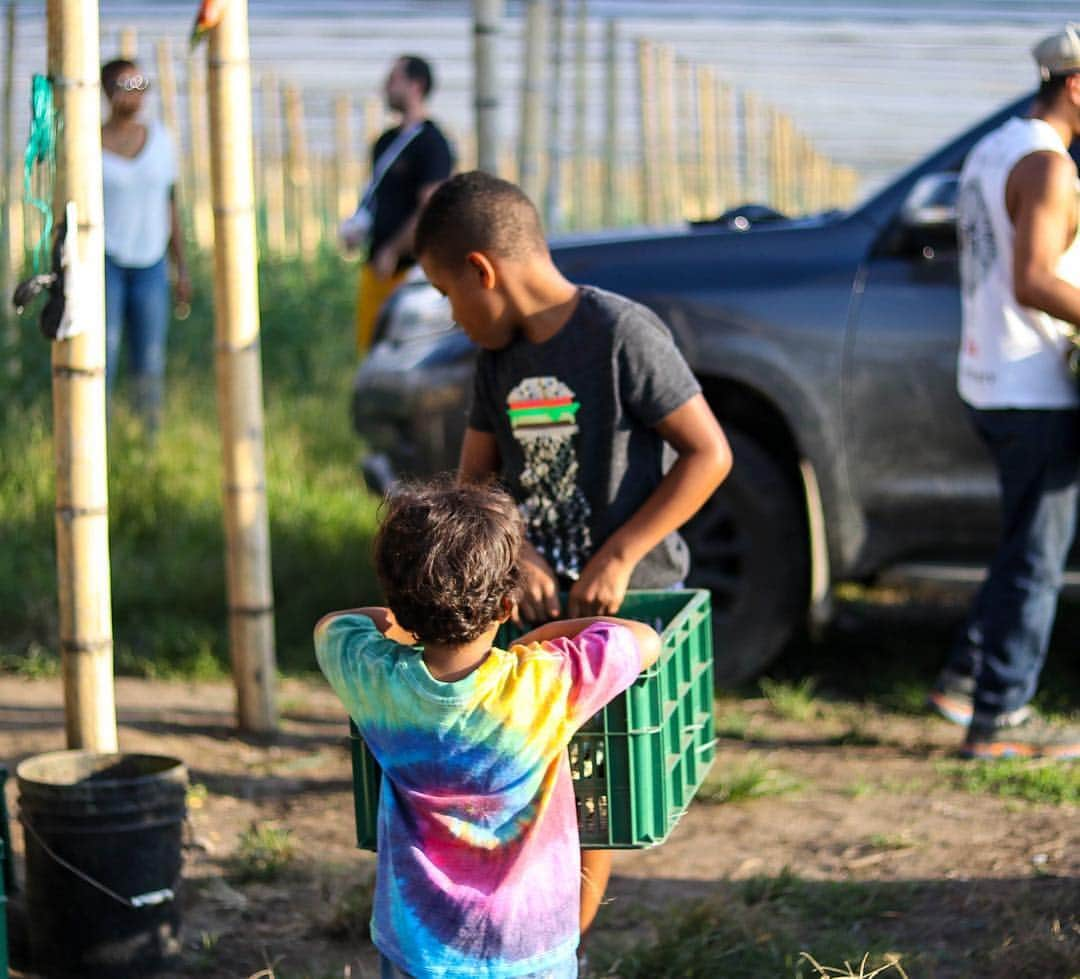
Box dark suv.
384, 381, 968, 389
352, 91, 1078, 684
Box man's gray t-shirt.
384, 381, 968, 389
468, 286, 702, 588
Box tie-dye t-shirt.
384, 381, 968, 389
315, 614, 642, 979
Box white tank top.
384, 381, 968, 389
957, 116, 1080, 409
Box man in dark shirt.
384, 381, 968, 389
347, 55, 453, 354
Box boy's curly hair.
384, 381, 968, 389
374, 477, 523, 645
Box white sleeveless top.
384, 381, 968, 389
102, 120, 178, 268
956, 116, 1080, 409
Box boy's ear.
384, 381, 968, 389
466, 251, 498, 290
498, 594, 515, 623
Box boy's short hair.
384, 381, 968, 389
374, 477, 523, 645
415, 171, 547, 271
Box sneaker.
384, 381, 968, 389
962, 707, 1080, 760
927, 668, 975, 726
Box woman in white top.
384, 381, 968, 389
101, 58, 190, 435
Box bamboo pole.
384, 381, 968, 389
333, 93, 355, 221
715, 77, 735, 210
1, 0, 17, 318
656, 44, 679, 222
259, 74, 287, 254
571, 0, 587, 228
362, 94, 383, 184
118, 25, 137, 60
206, 0, 278, 734
187, 56, 214, 251
636, 38, 661, 226
283, 84, 318, 258
154, 37, 187, 238
696, 65, 718, 220
675, 57, 696, 219
472, 0, 502, 175
543, 0, 565, 230
47, 0, 118, 752
601, 18, 618, 227
742, 90, 761, 205
517, 0, 546, 204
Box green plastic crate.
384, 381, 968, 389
349, 589, 715, 850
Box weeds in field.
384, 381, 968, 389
866, 832, 918, 851
1, 255, 380, 677
591, 868, 912, 979
322, 875, 375, 944
761, 676, 819, 721
696, 758, 804, 804
799, 951, 909, 978
937, 758, 1080, 805
230, 822, 297, 883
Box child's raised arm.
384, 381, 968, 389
314, 607, 417, 645
516, 616, 661, 671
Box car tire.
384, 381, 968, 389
683, 428, 809, 687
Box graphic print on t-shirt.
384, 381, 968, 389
958, 181, 997, 298
506, 376, 592, 580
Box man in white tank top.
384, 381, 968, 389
928, 27, 1080, 759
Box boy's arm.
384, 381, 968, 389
516, 616, 661, 670
568, 394, 732, 617
459, 427, 562, 623
315, 607, 417, 645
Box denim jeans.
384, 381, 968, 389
950, 407, 1080, 719
105, 254, 170, 432
379, 951, 578, 979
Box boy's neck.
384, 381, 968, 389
422, 620, 501, 682
511, 265, 581, 345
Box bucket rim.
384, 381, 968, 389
16, 750, 187, 790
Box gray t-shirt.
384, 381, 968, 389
468, 286, 702, 588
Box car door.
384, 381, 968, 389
843, 172, 1000, 569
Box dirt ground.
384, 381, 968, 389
2, 599, 1078, 979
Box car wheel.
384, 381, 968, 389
683, 428, 809, 686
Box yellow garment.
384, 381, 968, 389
356, 263, 408, 355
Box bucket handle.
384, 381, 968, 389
20, 818, 177, 909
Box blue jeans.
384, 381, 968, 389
950, 407, 1080, 719
379, 951, 578, 978
105, 255, 170, 431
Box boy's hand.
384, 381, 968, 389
568, 553, 634, 618
518, 541, 561, 624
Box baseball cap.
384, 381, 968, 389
1033, 24, 1080, 80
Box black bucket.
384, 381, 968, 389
16, 751, 187, 979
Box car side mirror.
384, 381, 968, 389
900, 173, 959, 231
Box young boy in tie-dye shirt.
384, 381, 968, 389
315, 480, 660, 979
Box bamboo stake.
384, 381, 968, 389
742, 90, 760, 205
543, 0, 566, 230
472, 0, 502, 175
601, 18, 618, 227
1, 0, 17, 318
517, 0, 546, 204
155, 38, 187, 233
571, 0, 587, 228
362, 94, 383, 184
206, 0, 278, 734
675, 57, 696, 219
187, 57, 214, 251
636, 38, 661, 226
696, 65, 718, 220
283, 84, 317, 258
333, 93, 354, 221
118, 25, 137, 60
715, 77, 734, 210
655, 45, 679, 222
47, 0, 118, 752
259, 74, 287, 254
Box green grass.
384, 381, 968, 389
696, 758, 805, 804
0, 252, 380, 677
937, 758, 1080, 805
591, 868, 914, 979
229, 821, 296, 883
760, 676, 820, 722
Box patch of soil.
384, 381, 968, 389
0, 615, 1076, 978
